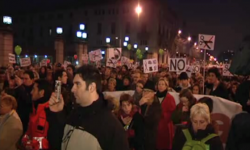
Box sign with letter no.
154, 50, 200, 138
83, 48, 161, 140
168, 58, 187, 72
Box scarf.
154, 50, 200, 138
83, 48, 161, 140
156, 89, 168, 98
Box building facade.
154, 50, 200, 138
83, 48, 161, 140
9, 0, 179, 62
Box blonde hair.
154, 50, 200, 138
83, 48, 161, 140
108, 78, 117, 86
190, 103, 211, 123
0, 95, 18, 110
158, 78, 169, 87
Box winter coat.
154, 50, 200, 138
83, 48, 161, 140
118, 110, 144, 150
226, 112, 250, 150
0, 110, 23, 150
172, 123, 223, 150
47, 92, 130, 150
156, 93, 176, 149
141, 96, 161, 150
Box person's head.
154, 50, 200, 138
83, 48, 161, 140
117, 72, 123, 80
132, 71, 141, 84
142, 73, 149, 83
157, 78, 169, 92
55, 69, 68, 84
123, 76, 130, 86
198, 97, 213, 113
0, 95, 17, 115
121, 65, 128, 73
179, 89, 196, 107
190, 103, 211, 133
179, 72, 189, 87
104, 67, 111, 76
23, 70, 34, 86
71, 65, 101, 107
110, 70, 117, 79
208, 67, 221, 84
222, 77, 231, 89
192, 84, 200, 94
231, 82, 239, 94
136, 80, 144, 93
40, 66, 47, 74
108, 78, 116, 91
67, 65, 75, 76
119, 94, 134, 115
160, 70, 167, 77
31, 79, 52, 101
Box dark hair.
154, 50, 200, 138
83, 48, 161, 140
208, 67, 221, 80
122, 65, 128, 71
179, 89, 197, 107
75, 65, 102, 91
119, 93, 134, 106
198, 97, 213, 113
67, 64, 75, 72
192, 84, 200, 93
179, 72, 189, 80
54, 69, 66, 81
24, 70, 35, 79
34, 79, 53, 101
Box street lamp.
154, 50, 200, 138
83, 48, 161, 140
79, 24, 85, 30
45, 55, 47, 58
188, 36, 191, 41
25, 55, 28, 58
125, 36, 129, 42
76, 31, 82, 38
106, 37, 111, 43
34, 55, 37, 58
123, 42, 128, 47
178, 30, 182, 34
82, 32, 87, 39
135, 4, 142, 16
56, 27, 63, 34
3, 16, 12, 24
145, 47, 149, 51
134, 44, 138, 49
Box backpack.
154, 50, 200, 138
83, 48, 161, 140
182, 129, 218, 150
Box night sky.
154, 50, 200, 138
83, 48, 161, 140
2, 0, 250, 57
167, 0, 250, 56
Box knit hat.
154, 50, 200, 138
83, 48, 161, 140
179, 72, 189, 80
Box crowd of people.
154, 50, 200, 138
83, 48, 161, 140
0, 63, 250, 150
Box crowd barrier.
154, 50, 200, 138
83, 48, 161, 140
103, 91, 242, 144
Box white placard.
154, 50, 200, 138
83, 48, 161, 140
40, 59, 47, 67
89, 49, 102, 62
198, 34, 216, 50
8, 53, 16, 64
106, 48, 122, 68
169, 58, 187, 72
20, 57, 31, 67
223, 64, 232, 76
143, 58, 158, 73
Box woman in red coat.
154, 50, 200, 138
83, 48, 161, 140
156, 78, 176, 150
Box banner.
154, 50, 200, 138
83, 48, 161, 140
8, 53, 16, 64
103, 91, 242, 144
20, 57, 31, 67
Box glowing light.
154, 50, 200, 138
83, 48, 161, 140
106, 37, 111, 43
135, 4, 142, 15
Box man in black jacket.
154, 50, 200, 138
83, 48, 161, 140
47, 65, 129, 150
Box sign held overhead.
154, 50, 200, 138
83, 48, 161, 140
198, 34, 215, 50
169, 58, 187, 72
